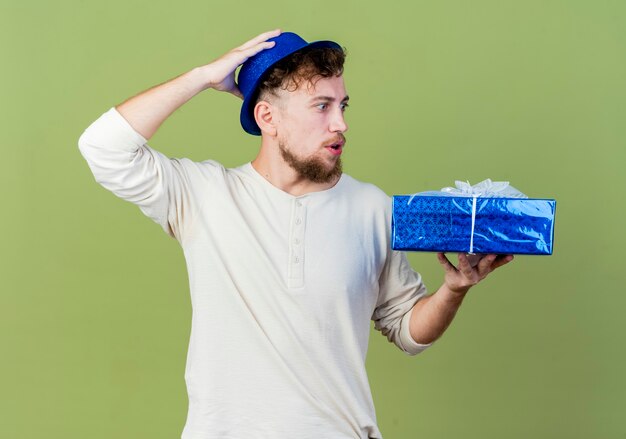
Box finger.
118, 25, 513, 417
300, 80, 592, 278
218, 40, 277, 75
457, 253, 474, 277
228, 86, 244, 100
491, 254, 514, 270
238, 40, 277, 59
238, 29, 281, 51
437, 252, 457, 272
476, 254, 497, 275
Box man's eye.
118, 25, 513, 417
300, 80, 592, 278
340, 103, 349, 111
316, 103, 328, 110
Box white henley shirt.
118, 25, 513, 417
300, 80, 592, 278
78, 107, 431, 439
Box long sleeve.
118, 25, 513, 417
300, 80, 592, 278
372, 248, 433, 356
78, 107, 198, 242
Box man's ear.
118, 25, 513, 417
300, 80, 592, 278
254, 100, 278, 137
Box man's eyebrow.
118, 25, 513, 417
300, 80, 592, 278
309, 95, 350, 103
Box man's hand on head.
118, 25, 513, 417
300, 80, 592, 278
200, 29, 281, 99
436, 252, 514, 296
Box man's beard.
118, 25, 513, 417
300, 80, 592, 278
279, 141, 343, 184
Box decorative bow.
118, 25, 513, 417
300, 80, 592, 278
440, 179, 527, 198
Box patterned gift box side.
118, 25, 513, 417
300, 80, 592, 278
392, 196, 556, 255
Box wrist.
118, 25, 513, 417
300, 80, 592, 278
191, 65, 216, 91
440, 282, 470, 302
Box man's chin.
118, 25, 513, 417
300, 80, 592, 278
279, 143, 343, 184
305, 158, 342, 184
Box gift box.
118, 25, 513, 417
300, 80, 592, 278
391, 180, 556, 255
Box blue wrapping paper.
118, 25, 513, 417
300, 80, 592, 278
391, 195, 556, 255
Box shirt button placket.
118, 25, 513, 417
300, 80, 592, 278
288, 198, 306, 289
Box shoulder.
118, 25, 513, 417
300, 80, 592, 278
169, 156, 229, 180
155, 157, 246, 193
338, 173, 391, 207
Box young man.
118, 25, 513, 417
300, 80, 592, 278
78, 30, 512, 439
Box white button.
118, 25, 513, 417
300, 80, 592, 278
295, 218, 302, 225
293, 256, 299, 263
294, 238, 300, 245
296, 201, 302, 207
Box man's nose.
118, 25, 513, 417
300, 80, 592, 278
330, 108, 348, 133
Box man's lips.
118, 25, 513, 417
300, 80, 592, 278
324, 138, 345, 156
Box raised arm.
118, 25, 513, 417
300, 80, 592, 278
116, 29, 281, 139
77, 29, 281, 241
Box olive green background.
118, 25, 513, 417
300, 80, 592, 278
1, 0, 624, 438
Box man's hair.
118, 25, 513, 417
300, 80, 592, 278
255, 46, 346, 103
